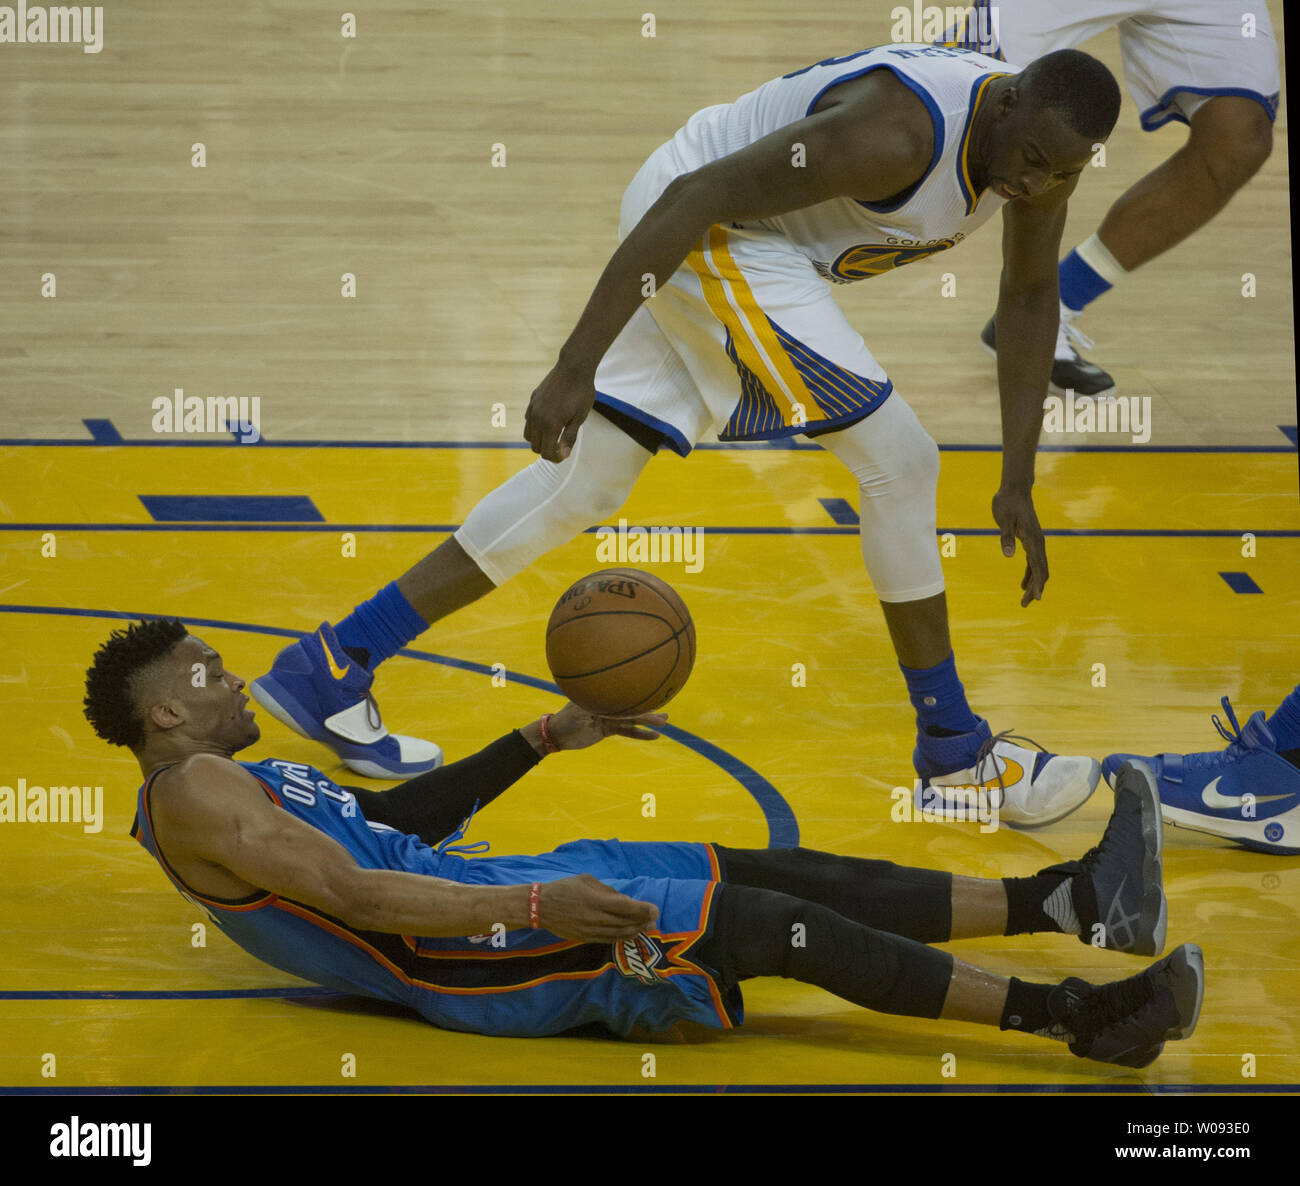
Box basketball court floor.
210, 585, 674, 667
0, 2, 1295, 1094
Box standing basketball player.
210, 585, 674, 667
252, 45, 1122, 827
945, 0, 1280, 393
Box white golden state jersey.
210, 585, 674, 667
655, 43, 1016, 283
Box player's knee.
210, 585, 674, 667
883, 423, 939, 500
1192, 102, 1274, 197
913, 428, 941, 490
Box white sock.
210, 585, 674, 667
1075, 231, 1128, 287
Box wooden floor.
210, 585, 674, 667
0, 1, 1296, 1096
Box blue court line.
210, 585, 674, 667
1, 1082, 1295, 1095
2, 523, 1297, 538
0, 417, 1294, 452
84, 419, 123, 444
140, 495, 324, 523
0, 605, 799, 848
818, 497, 860, 525
1220, 571, 1264, 594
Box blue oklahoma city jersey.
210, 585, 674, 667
132, 758, 738, 1037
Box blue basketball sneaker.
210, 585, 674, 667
1102, 697, 1300, 855
250, 623, 442, 779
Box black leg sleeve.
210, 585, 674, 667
713, 846, 953, 943
343, 730, 541, 845
696, 884, 953, 1019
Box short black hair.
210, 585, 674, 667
83, 618, 188, 748
1019, 49, 1121, 141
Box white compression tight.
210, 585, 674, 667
810, 394, 946, 603
455, 394, 944, 603
454, 411, 654, 586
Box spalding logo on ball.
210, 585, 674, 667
545, 568, 695, 717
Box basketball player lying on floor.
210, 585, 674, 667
85, 620, 1203, 1068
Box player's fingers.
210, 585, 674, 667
546, 426, 572, 462
607, 711, 667, 730
1024, 533, 1049, 596
1000, 526, 1016, 558
614, 726, 662, 741
555, 413, 585, 462
607, 896, 658, 925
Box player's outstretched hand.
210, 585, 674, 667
524, 359, 597, 462
538, 874, 659, 941
992, 486, 1049, 607
548, 702, 668, 750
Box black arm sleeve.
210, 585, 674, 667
343, 730, 542, 846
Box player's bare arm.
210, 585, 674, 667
525, 71, 935, 461
992, 173, 1079, 607
150, 753, 657, 942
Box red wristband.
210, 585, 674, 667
528, 882, 542, 929
538, 714, 561, 755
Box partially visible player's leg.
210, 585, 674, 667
713, 759, 1167, 953
1103, 686, 1300, 855
1045, 94, 1274, 387
1091, 95, 1274, 274
984, 3, 1280, 393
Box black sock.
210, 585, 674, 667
1000, 977, 1056, 1033
342, 645, 372, 670
1281, 747, 1300, 770
1003, 872, 1073, 936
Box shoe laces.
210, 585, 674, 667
1068, 973, 1154, 1039
1058, 306, 1095, 356
1184, 696, 1269, 770
972, 728, 1046, 796
1074, 797, 1136, 874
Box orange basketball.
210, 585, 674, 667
545, 568, 695, 716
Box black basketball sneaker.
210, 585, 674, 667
1036, 759, 1166, 956
981, 304, 1117, 398
1038, 944, 1205, 1068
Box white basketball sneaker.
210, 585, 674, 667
914, 723, 1101, 829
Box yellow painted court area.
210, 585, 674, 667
1, 442, 1297, 1090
